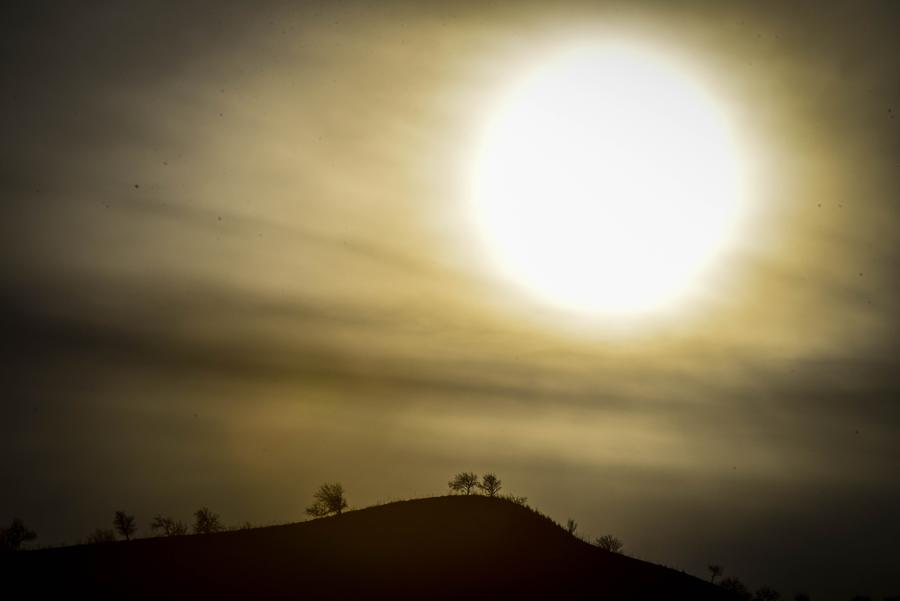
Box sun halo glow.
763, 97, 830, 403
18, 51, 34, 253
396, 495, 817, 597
470, 43, 747, 318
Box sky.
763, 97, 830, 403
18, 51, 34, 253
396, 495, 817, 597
1, 1, 899, 598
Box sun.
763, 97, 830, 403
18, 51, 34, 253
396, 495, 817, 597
470, 43, 747, 316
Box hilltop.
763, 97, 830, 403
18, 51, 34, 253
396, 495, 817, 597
1, 495, 732, 600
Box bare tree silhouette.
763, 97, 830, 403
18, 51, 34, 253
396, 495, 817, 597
566, 518, 577, 535
172, 521, 189, 535
151, 515, 188, 536
708, 564, 723, 584
306, 482, 348, 517
193, 507, 224, 534
595, 534, 623, 553
448, 472, 479, 495
86, 528, 117, 544
113, 511, 136, 541
479, 473, 502, 497
0, 518, 37, 551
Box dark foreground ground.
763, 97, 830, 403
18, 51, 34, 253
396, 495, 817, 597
1, 495, 734, 600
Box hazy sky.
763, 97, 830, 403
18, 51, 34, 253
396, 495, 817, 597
2, 2, 899, 599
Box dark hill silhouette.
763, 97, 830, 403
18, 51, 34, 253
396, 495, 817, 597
1, 496, 733, 600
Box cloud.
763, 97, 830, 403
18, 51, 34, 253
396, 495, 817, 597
2, 2, 899, 597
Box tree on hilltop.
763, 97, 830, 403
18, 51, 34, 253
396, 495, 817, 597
113, 511, 136, 541
595, 534, 623, 553
193, 507, 224, 534
306, 482, 348, 517
479, 473, 502, 497
448, 472, 479, 495
151, 515, 188, 536
0, 518, 37, 551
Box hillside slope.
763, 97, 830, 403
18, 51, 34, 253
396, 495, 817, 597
1, 496, 732, 600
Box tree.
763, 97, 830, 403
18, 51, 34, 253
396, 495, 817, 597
566, 518, 577, 535
193, 507, 224, 534
708, 564, 723, 584
113, 511, 136, 541
754, 586, 782, 601
720, 577, 752, 601
151, 515, 188, 537
0, 518, 37, 551
171, 520, 189, 535
595, 534, 624, 553
151, 515, 173, 536
306, 482, 348, 518
86, 528, 117, 544
479, 473, 502, 497
448, 472, 479, 495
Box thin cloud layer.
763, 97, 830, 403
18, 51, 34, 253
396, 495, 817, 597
1, 2, 898, 599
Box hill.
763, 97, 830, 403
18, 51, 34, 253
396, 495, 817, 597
1, 495, 732, 600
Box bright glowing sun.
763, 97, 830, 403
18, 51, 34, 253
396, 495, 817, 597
471, 44, 747, 316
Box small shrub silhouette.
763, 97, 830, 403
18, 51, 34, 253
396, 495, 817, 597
193, 507, 224, 534
306, 483, 348, 517
0, 518, 37, 551
754, 585, 782, 601
720, 577, 752, 601
448, 472, 479, 495
595, 534, 623, 553
86, 528, 117, 544
499, 494, 528, 507
566, 518, 577, 535
708, 564, 723, 583
113, 511, 136, 541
